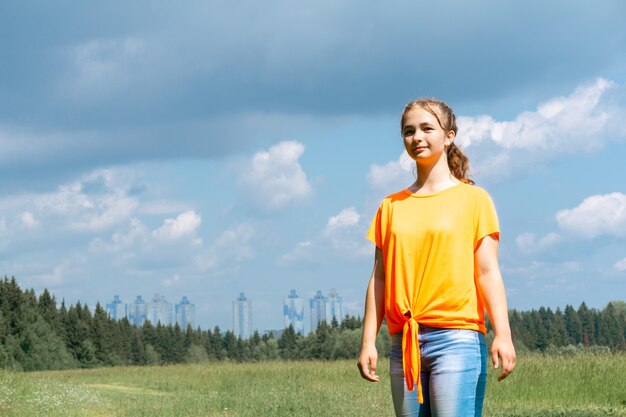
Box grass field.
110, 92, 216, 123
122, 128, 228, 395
1, 352, 625, 416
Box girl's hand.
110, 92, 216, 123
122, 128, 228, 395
357, 344, 380, 382
491, 334, 516, 381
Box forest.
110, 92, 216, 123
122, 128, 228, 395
1, 276, 625, 372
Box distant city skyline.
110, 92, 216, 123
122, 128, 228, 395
234, 289, 346, 337
105, 294, 196, 329
101, 287, 352, 334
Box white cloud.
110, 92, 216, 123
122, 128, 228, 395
366, 152, 414, 194
89, 211, 204, 273
0, 169, 140, 236
555, 192, 626, 238
28, 259, 82, 287
44, 170, 140, 232
69, 195, 139, 232
90, 218, 148, 253
152, 210, 202, 242
278, 207, 370, 267
195, 224, 255, 271
239, 141, 312, 210
0, 167, 211, 282
325, 207, 360, 234
276, 240, 315, 267
18, 211, 38, 229
453, 78, 624, 180
614, 258, 626, 273
323, 207, 369, 255
515, 232, 560, 253
455, 115, 497, 148
34, 263, 67, 286
139, 200, 191, 215
458, 78, 616, 150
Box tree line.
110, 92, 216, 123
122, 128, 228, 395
0, 276, 624, 372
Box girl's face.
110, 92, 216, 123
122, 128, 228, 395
401, 107, 454, 163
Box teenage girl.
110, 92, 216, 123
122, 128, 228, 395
357, 98, 516, 417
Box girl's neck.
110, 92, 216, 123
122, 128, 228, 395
409, 157, 459, 195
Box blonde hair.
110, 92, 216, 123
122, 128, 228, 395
401, 98, 474, 185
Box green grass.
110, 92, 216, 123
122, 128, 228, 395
1, 352, 625, 416
484, 352, 626, 417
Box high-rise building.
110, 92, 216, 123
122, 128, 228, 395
175, 296, 195, 329
106, 295, 127, 320
233, 292, 252, 339
128, 295, 148, 326
309, 289, 344, 331
110, 294, 192, 328
147, 293, 173, 326
310, 290, 328, 331
327, 288, 344, 324
283, 290, 304, 335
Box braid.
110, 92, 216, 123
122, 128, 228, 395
446, 143, 474, 184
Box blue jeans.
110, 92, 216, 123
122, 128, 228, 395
390, 326, 487, 417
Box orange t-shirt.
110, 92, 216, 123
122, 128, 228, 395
366, 183, 500, 403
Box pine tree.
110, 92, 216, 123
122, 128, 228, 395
91, 303, 112, 364
237, 337, 248, 361
202, 328, 214, 360
154, 322, 168, 363
508, 309, 528, 351
183, 325, 194, 350
111, 318, 132, 365
0, 281, 75, 371
602, 302, 625, 350
531, 310, 549, 351
165, 324, 185, 364
222, 330, 239, 361
552, 308, 569, 347
277, 325, 298, 360
538, 307, 555, 347
578, 302, 596, 346
247, 330, 262, 361
64, 302, 98, 367
129, 325, 145, 365
141, 320, 157, 349
564, 304, 582, 345
37, 289, 58, 327
2, 277, 24, 336
14, 315, 75, 371
211, 326, 224, 360
57, 300, 69, 345
303, 321, 335, 360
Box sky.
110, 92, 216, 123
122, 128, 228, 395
1, 0, 625, 333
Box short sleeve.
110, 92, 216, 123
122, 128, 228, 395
366, 204, 383, 248
474, 189, 500, 249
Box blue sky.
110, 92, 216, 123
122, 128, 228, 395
1, 1, 625, 332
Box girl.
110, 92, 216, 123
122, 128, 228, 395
357, 98, 516, 417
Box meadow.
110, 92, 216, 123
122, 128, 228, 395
1, 352, 625, 417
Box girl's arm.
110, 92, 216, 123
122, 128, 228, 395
475, 234, 517, 381
357, 247, 386, 382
